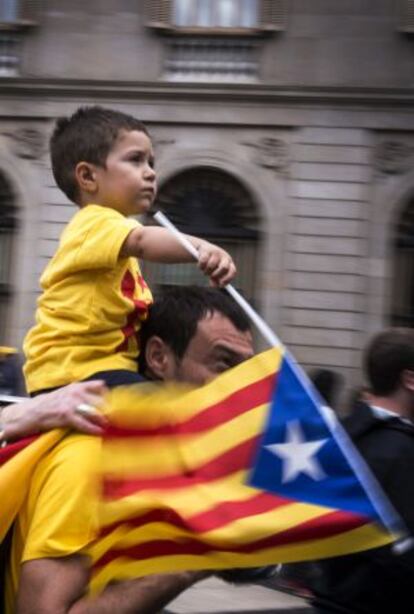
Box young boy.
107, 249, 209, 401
23, 106, 236, 395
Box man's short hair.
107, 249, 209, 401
364, 327, 414, 395
50, 106, 149, 204
139, 285, 251, 371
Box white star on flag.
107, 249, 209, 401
265, 420, 328, 484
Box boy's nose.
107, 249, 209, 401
144, 164, 156, 180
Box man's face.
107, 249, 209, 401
168, 311, 254, 386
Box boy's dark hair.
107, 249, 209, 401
139, 285, 251, 372
50, 106, 149, 204
364, 327, 414, 396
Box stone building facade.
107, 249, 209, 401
0, 0, 413, 395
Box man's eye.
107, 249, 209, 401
214, 360, 232, 373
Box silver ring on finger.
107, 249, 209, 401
75, 402, 95, 416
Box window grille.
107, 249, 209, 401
165, 36, 258, 82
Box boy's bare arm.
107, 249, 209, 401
121, 226, 236, 286
17, 556, 209, 614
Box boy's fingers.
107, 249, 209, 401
210, 258, 236, 286
199, 253, 220, 275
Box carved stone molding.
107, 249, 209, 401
373, 140, 413, 175
3, 127, 45, 160
243, 137, 289, 174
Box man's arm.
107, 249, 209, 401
17, 557, 208, 614
1, 381, 106, 441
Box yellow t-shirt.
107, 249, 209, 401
5, 434, 100, 613
24, 204, 153, 393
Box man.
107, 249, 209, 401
8, 286, 255, 614
300, 328, 414, 614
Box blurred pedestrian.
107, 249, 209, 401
302, 328, 414, 614
310, 368, 344, 409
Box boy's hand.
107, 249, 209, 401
197, 241, 236, 286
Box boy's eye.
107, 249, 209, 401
130, 153, 144, 163
149, 157, 155, 169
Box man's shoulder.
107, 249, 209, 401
342, 401, 414, 439
32, 433, 101, 488
341, 402, 414, 473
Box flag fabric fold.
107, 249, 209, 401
0, 429, 64, 541
90, 347, 401, 593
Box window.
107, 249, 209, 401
146, 0, 286, 32
0, 1, 41, 77
391, 198, 414, 327
142, 167, 261, 304
0, 0, 18, 23
173, 0, 258, 29
0, 0, 41, 24
147, 0, 286, 82
0, 173, 18, 343
398, 0, 414, 32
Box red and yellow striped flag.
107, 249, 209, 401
90, 347, 397, 593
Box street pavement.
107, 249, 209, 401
166, 577, 312, 614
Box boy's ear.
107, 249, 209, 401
75, 161, 99, 195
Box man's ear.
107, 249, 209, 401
144, 336, 175, 381
402, 369, 414, 392
75, 161, 99, 195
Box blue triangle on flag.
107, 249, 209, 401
247, 354, 382, 522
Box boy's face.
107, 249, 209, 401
92, 130, 156, 216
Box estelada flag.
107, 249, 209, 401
90, 346, 405, 593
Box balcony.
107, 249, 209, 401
164, 36, 259, 82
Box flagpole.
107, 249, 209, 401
153, 211, 281, 349
0, 394, 26, 405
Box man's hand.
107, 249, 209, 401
197, 241, 236, 287
1, 380, 107, 440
